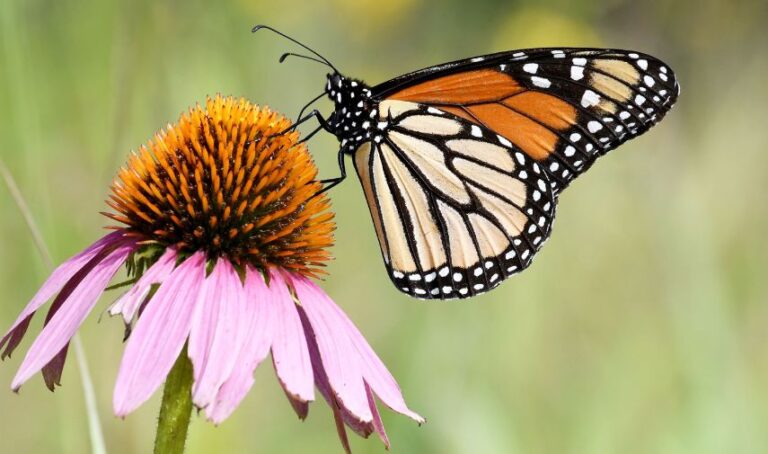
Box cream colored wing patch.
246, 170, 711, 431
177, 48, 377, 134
351, 105, 557, 299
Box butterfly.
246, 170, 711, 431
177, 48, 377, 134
253, 26, 680, 300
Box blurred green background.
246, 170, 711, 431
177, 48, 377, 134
1, 0, 767, 453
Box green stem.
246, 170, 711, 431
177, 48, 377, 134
154, 346, 194, 454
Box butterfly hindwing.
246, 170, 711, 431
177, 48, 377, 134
353, 101, 556, 299
375, 48, 679, 192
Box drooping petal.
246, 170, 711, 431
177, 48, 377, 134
190, 259, 244, 409
113, 252, 205, 416
11, 240, 136, 391
205, 267, 274, 424
108, 248, 177, 323
268, 270, 314, 403
366, 382, 390, 449
287, 275, 371, 423
297, 306, 374, 439
0, 231, 126, 358
290, 273, 424, 423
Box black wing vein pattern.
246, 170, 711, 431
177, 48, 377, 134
353, 105, 557, 299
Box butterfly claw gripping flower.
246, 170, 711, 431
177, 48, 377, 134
1, 95, 423, 450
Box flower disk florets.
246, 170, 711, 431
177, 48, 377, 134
106, 96, 334, 277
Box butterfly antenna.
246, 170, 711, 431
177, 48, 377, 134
252, 25, 339, 73
279, 52, 331, 68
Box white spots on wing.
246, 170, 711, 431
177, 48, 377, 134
564, 145, 576, 157
637, 59, 648, 70
459, 288, 469, 295
619, 111, 631, 120
499, 64, 507, 71
393, 271, 404, 279
570, 132, 582, 142
427, 107, 444, 115
551, 49, 565, 58
643, 75, 655, 87
523, 63, 538, 74
497, 135, 512, 147
635, 94, 646, 106
587, 121, 603, 133
571, 65, 585, 81
425, 272, 437, 283
531, 76, 551, 88
515, 152, 526, 165
484, 260, 494, 269
659, 72, 669, 82
532, 190, 541, 201
471, 56, 484, 62
512, 51, 526, 58
505, 250, 516, 260
474, 283, 484, 291
414, 288, 426, 295
470, 125, 483, 137
518, 170, 528, 179
537, 179, 546, 192
442, 286, 453, 294
628, 53, 639, 59
573, 57, 587, 66
581, 89, 600, 108
473, 267, 483, 277
430, 288, 440, 295
453, 272, 463, 282
409, 274, 421, 281
439, 266, 449, 277
549, 162, 559, 172
377, 121, 389, 130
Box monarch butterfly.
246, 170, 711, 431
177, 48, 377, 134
253, 26, 680, 300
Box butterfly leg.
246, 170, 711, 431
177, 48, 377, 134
315, 150, 347, 196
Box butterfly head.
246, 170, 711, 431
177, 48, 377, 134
325, 73, 377, 151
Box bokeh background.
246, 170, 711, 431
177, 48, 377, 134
1, 0, 767, 453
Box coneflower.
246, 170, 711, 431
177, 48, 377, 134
1, 95, 423, 452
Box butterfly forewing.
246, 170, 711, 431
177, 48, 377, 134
352, 102, 556, 299
376, 48, 679, 193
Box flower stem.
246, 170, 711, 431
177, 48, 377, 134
154, 346, 194, 454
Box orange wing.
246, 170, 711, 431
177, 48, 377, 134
378, 49, 679, 192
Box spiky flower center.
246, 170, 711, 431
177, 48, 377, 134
106, 96, 334, 277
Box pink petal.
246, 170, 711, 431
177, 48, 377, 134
205, 267, 274, 424
366, 382, 390, 449
297, 306, 374, 438
109, 248, 177, 323
290, 273, 424, 424
190, 259, 244, 409
268, 270, 314, 403
1, 231, 126, 358
11, 240, 136, 391
113, 252, 205, 416
287, 274, 371, 423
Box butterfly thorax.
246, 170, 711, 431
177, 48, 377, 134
325, 73, 380, 153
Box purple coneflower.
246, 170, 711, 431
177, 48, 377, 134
1, 95, 422, 452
